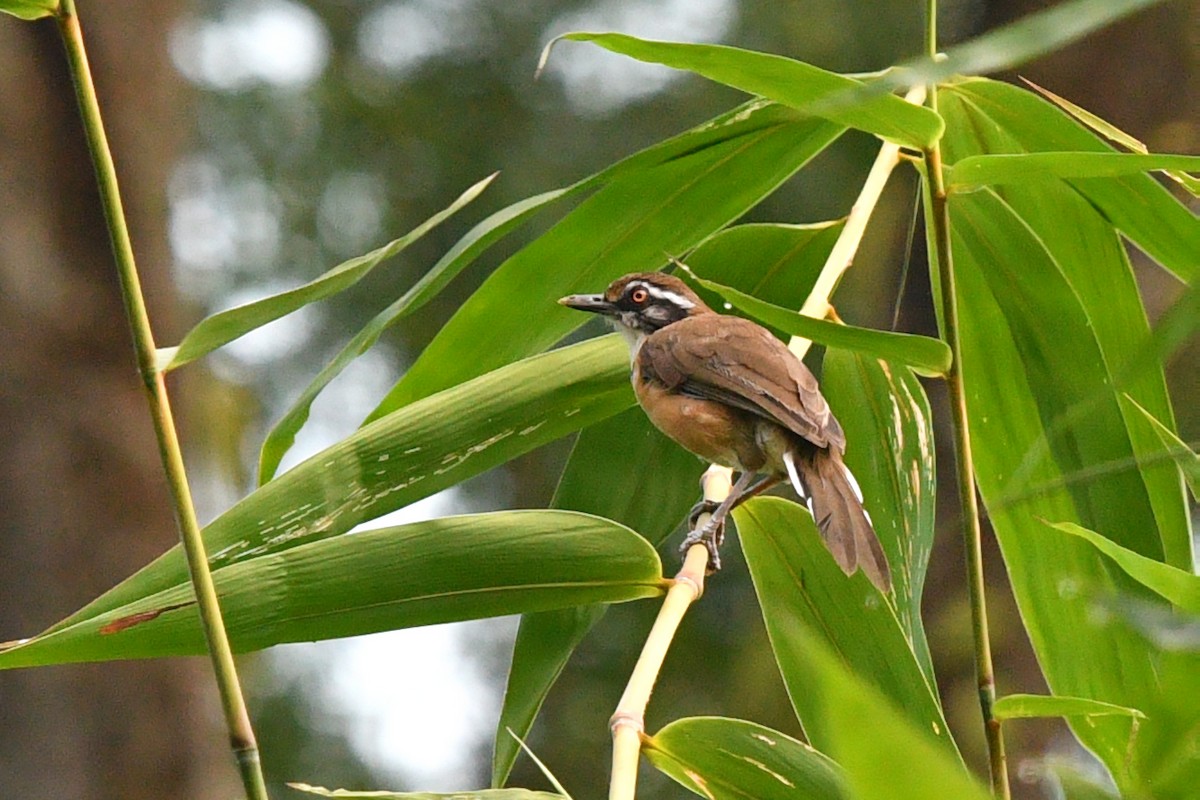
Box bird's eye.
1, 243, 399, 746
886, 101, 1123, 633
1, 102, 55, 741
630, 287, 649, 304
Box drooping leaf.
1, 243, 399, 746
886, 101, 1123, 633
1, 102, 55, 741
736, 497, 955, 759
161, 174, 496, 372
365, 107, 845, 422
1044, 521, 1200, 614
543, 33, 942, 148
643, 716, 850, 800
0, 511, 665, 668
821, 351, 938, 684
682, 272, 951, 376
993, 693, 1146, 721
48, 335, 634, 631
947, 152, 1200, 192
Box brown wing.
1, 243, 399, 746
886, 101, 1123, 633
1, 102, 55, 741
639, 314, 845, 450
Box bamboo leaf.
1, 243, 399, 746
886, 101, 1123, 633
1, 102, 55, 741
256, 185, 573, 483
643, 717, 850, 800
763, 615, 990, 800
0, 0, 57, 19
1023, 78, 1200, 196
1122, 394, 1200, 498
0, 511, 664, 668
162, 174, 496, 372
822, 351, 938, 684
46, 336, 634, 631
736, 497, 956, 759
947, 153, 1200, 192
993, 693, 1146, 721
543, 33, 943, 148
1044, 521, 1200, 614
682, 271, 952, 376
259, 99, 805, 480
366, 107, 843, 422
882, 0, 1170, 92
943, 79, 1199, 284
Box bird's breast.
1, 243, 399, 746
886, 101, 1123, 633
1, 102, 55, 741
631, 362, 770, 473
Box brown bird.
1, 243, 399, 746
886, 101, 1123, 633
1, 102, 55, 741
560, 271, 890, 592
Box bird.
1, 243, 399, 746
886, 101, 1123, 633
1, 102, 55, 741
559, 271, 890, 593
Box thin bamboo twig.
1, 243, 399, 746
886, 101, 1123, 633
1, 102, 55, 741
924, 1, 1010, 796
608, 468, 726, 800
607, 87, 926, 796
55, 4, 269, 798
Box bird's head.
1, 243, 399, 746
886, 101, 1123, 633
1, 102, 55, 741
559, 272, 712, 341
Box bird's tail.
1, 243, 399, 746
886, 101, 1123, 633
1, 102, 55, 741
784, 448, 891, 593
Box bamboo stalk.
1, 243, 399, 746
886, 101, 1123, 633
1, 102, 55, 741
924, 1, 1011, 796
55, 4, 269, 797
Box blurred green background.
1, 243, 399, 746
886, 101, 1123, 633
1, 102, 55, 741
0, 1, 1194, 798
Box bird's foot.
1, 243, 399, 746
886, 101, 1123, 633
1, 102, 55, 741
679, 516, 724, 574
686, 498, 720, 530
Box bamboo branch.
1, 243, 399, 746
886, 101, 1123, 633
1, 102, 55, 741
55, 4, 269, 798
924, 1, 1010, 796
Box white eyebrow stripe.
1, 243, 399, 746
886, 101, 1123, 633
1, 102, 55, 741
636, 282, 695, 308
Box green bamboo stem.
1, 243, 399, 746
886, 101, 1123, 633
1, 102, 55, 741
55, 4, 269, 797
925, 2, 1010, 797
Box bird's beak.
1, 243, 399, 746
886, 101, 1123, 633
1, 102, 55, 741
558, 293, 617, 316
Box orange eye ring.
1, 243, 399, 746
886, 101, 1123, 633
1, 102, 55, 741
630, 287, 649, 304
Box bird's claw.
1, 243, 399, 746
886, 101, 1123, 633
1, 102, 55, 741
687, 498, 720, 530
680, 516, 724, 574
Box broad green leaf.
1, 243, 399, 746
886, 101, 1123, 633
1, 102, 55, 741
1045, 521, 1200, 614
878, 0, 1171, 93
0, 511, 664, 668
683, 272, 952, 376
492, 410, 699, 787
257, 185, 573, 483
942, 185, 1186, 788
493, 222, 842, 787
544, 33, 942, 149
1023, 79, 1200, 195
1122, 394, 1200, 498
289, 783, 565, 799
764, 611, 990, 800
683, 222, 845, 315
822, 351, 938, 684
943, 79, 1199, 284
0, 0, 56, 19
993, 693, 1146, 721
161, 174, 496, 372
366, 107, 845, 422
947, 153, 1200, 191
49, 335, 634, 630
736, 497, 955, 759
941, 80, 1193, 571
259, 99, 809, 481
644, 717, 850, 800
